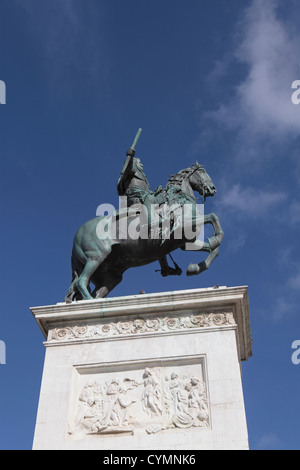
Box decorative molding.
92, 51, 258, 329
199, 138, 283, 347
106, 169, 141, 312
31, 285, 251, 361
49, 312, 235, 343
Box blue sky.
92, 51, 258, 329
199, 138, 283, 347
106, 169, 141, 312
0, 0, 300, 450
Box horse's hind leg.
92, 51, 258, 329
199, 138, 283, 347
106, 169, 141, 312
93, 270, 124, 299
74, 258, 103, 300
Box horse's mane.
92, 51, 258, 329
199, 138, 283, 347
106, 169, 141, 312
166, 162, 203, 189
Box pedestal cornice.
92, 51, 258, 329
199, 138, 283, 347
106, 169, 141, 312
30, 285, 251, 362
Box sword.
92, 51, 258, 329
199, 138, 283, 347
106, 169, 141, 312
128, 128, 142, 154
117, 128, 143, 195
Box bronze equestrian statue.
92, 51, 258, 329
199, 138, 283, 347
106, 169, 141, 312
65, 130, 224, 302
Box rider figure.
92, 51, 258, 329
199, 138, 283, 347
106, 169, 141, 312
117, 148, 157, 210
117, 147, 182, 277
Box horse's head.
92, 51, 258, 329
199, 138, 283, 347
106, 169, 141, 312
188, 163, 216, 199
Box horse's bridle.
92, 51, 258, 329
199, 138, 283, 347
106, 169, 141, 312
184, 164, 207, 203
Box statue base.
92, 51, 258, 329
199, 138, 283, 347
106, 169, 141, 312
31, 286, 252, 450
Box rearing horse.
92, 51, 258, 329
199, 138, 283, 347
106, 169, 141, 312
65, 163, 224, 302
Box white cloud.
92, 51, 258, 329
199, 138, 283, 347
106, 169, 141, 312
271, 296, 296, 323
205, 53, 233, 87
217, 183, 287, 217
255, 433, 281, 450
203, 0, 300, 156
288, 272, 300, 290
289, 200, 300, 225
15, 1, 108, 87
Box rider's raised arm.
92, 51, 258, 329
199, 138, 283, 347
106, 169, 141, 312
117, 129, 143, 195
117, 149, 136, 195
120, 148, 135, 177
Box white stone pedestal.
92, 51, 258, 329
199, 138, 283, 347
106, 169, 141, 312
31, 286, 252, 450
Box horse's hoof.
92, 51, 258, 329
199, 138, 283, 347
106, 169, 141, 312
198, 261, 208, 273
186, 263, 201, 276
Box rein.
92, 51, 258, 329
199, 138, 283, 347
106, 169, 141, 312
167, 165, 207, 204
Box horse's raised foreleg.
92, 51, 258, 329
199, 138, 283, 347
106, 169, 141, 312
204, 213, 224, 251
187, 247, 219, 276
185, 213, 224, 276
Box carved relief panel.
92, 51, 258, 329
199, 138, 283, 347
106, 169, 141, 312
68, 357, 209, 438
